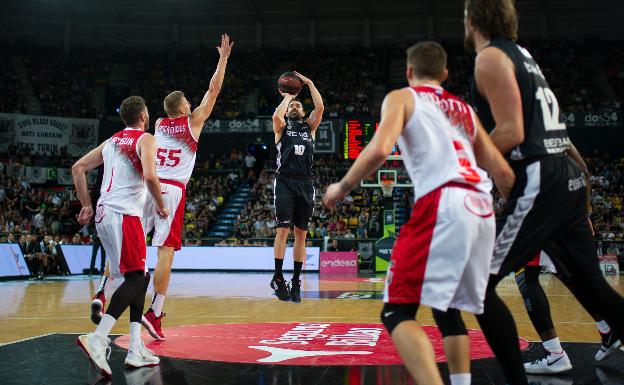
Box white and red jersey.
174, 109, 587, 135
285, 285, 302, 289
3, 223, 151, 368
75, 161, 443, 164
97, 127, 148, 217
154, 116, 198, 185
398, 85, 492, 201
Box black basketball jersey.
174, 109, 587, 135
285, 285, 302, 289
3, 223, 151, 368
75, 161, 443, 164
276, 118, 314, 178
471, 37, 571, 162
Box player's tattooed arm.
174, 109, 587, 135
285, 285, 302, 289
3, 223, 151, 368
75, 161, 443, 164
190, 33, 234, 138
294, 72, 324, 135
72, 141, 106, 224
475, 47, 524, 155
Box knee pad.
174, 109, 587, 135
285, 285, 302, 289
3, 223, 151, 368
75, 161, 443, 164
380, 303, 418, 335
432, 308, 467, 337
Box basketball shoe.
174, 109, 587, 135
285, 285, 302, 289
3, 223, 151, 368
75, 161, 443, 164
290, 279, 301, 303
77, 333, 112, 377
91, 291, 106, 325
270, 275, 291, 301
524, 350, 572, 374
142, 309, 166, 341
125, 341, 160, 368
595, 330, 622, 362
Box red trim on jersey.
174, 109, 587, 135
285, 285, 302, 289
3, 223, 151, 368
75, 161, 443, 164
158, 116, 198, 152
387, 186, 442, 303
119, 215, 147, 273
162, 191, 186, 251
412, 85, 476, 142
160, 178, 186, 190
111, 129, 146, 176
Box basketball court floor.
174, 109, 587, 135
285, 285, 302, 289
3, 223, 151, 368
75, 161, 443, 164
1, 272, 623, 384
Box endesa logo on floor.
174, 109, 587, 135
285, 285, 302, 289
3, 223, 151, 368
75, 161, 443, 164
115, 322, 525, 365
320, 252, 358, 274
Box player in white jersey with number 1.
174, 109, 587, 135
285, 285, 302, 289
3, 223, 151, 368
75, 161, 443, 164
90, 34, 234, 341
324, 42, 515, 385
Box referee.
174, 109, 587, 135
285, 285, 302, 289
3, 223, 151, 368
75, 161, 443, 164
271, 71, 324, 303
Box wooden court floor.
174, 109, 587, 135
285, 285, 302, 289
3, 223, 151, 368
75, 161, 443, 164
1, 271, 621, 345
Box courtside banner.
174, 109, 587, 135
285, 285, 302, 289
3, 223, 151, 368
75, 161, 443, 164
146, 247, 320, 271
60, 245, 104, 274
319, 252, 358, 274
0, 244, 30, 278
59, 246, 319, 272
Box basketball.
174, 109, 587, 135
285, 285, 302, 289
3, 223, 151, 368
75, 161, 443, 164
277, 72, 303, 95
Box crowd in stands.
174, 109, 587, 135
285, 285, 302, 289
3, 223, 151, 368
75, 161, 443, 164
3, 40, 623, 121
588, 152, 624, 248
0, 47, 27, 114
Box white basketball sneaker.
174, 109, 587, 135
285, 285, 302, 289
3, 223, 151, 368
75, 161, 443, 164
524, 351, 572, 374
125, 342, 160, 368
77, 333, 112, 377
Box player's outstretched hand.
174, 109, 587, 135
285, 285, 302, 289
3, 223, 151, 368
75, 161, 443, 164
217, 33, 234, 60
293, 71, 311, 86
323, 183, 348, 209
157, 207, 170, 219
76, 206, 94, 225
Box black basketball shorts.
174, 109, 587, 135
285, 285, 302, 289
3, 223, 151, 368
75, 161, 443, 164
491, 154, 601, 280
273, 176, 315, 230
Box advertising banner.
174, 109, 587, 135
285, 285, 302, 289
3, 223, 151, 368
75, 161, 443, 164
0, 113, 99, 156
0, 244, 30, 278
320, 252, 358, 274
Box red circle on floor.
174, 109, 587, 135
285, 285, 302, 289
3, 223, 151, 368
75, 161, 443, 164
115, 323, 529, 366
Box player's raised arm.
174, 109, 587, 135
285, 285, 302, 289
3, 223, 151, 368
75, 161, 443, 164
272, 92, 296, 138
72, 141, 106, 224
189, 33, 234, 137
139, 134, 168, 219
475, 47, 524, 154
323, 89, 410, 208
294, 72, 324, 134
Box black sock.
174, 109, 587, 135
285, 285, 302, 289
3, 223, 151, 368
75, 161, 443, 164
274, 258, 284, 278
293, 261, 303, 282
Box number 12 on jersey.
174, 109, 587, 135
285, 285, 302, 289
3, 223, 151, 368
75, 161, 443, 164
536, 87, 566, 131
157, 148, 182, 167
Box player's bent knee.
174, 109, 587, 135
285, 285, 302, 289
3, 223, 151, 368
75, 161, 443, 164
432, 308, 467, 337
380, 303, 418, 335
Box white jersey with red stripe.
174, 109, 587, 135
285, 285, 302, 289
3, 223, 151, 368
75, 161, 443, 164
97, 127, 148, 217
398, 85, 492, 201
154, 116, 198, 185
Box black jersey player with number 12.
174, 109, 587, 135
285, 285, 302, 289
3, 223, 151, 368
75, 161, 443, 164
271, 71, 324, 303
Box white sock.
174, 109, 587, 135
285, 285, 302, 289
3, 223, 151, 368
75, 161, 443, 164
596, 320, 611, 334
95, 314, 116, 338
542, 337, 563, 355
151, 293, 165, 317
129, 322, 142, 352
97, 275, 109, 294
450, 373, 471, 385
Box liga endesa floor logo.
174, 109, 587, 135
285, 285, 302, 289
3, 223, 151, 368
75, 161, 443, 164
115, 323, 529, 365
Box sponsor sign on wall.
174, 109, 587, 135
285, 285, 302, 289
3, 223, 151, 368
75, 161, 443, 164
320, 252, 358, 274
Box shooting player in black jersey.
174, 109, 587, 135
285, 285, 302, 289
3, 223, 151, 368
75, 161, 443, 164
463, 1, 624, 384
271, 72, 324, 303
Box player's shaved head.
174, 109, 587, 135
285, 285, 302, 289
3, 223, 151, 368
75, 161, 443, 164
164, 91, 186, 116
406, 41, 447, 81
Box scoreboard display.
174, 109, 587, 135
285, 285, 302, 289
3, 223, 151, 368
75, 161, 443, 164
343, 119, 401, 160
